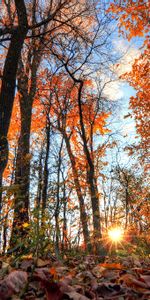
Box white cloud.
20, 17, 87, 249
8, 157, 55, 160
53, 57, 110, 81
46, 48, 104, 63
113, 39, 140, 76
102, 80, 124, 101
83, 39, 140, 101
99, 39, 140, 101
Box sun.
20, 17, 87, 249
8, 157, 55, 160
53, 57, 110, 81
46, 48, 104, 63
108, 227, 123, 243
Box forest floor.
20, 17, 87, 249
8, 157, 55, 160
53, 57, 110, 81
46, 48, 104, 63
0, 251, 150, 300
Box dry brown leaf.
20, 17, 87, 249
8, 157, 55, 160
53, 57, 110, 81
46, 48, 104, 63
20, 259, 34, 271
96, 283, 123, 298
140, 274, 150, 288
65, 291, 89, 300
92, 265, 105, 278
101, 268, 120, 280
0, 270, 28, 300
36, 258, 51, 267
119, 273, 149, 290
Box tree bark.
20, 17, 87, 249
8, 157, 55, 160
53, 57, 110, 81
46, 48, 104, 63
64, 133, 91, 251
55, 138, 63, 258
42, 122, 51, 223
77, 82, 102, 245
10, 51, 41, 246
10, 100, 32, 246
0, 0, 28, 214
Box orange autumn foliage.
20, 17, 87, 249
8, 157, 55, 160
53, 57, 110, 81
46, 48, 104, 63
109, 0, 150, 163
108, 0, 149, 40
3, 92, 46, 182
36, 72, 110, 191
122, 50, 150, 157
3, 95, 21, 182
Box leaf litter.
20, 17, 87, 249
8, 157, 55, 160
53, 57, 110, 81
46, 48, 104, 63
0, 254, 150, 300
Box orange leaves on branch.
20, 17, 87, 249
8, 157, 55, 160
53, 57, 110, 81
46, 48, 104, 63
108, 0, 149, 41
93, 113, 110, 135
3, 95, 21, 182
109, 0, 150, 162
121, 48, 150, 154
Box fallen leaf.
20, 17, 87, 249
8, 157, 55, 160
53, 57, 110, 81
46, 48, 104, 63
92, 265, 105, 278
0, 270, 28, 300
140, 274, 150, 288
2, 262, 10, 270
96, 283, 123, 298
36, 258, 51, 268
100, 263, 123, 270
20, 259, 34, 271
65, 291, 89, 300
119, 273, 148, 290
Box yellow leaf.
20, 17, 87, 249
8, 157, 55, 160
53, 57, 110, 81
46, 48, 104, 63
22, 222, 30, 228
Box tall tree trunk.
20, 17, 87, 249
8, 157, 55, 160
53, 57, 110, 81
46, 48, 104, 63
2, 212, 8, 255
10, 100, 32, 246
0, 0, 28, 215
3, 151, 16, 254
64, 133, 91, 251
36, 150, 43, 210
41, 122, 51, 223
10, 50, 41, 246
35, 149, 43, 256
61, 178, 68, 253
77, 82, 102, 245
62, 196, 68, 252
125, 188, 129, 229
55, 138, 63, 257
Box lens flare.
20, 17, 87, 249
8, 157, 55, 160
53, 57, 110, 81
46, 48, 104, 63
108, 227, 123, 242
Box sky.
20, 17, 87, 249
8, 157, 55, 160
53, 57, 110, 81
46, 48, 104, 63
96, 36, 141, 170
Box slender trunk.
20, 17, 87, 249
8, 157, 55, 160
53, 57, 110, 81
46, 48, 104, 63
35, 150, 43, 256
36, 150, 43, 210
2, 213, 8, 254
113, 200, 118, 223
125, 188, 129, 229
64, 133, 91, 251
62, 198, 68, 251
103, 193, 108, 228
77, 82, 102, 243
41, 122, 51, 224
60, 153, 69, 252
3, 153, 16, 253
62, 180, 68, 252
55, 138, 63, 257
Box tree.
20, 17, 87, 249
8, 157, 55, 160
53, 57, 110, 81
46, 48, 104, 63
1, 0, 101, 247
0, 0, 28, 210
38, 73, 91, 251
10, 14, 48, 245
1, 1, 123, 253
108, 164, 150, 232
40, 70, 111, 252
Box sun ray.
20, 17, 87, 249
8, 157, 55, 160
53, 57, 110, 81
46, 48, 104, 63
108, 227, 123, 243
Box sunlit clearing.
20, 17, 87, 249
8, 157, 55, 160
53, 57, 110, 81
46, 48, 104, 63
108, 227, 123, 242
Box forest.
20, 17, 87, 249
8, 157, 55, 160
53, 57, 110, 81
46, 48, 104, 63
0, 0, 149, 299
